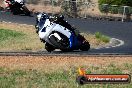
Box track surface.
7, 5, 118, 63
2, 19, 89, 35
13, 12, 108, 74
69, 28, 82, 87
0, 12, 132, 55
0, 51, 132, 56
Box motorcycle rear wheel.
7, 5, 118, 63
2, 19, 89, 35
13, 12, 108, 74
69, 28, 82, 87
80, 40, 90, 51
22, 6, 31, 16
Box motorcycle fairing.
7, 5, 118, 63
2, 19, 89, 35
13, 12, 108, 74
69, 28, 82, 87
38, 19, 46, 32
38, 18, 72, 43
52, 24, 71, 39
69, 33, 78, 48
38, 19, 53, 40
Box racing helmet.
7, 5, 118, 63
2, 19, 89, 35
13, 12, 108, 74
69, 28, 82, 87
54, 14, 64, 20
59, 15, 64, 20
37, 13, 48, 22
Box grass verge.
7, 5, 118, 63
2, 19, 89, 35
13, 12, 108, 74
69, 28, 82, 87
0, 22, 44, 51
95, 32, 110, 43
0, 22, 110, 51
81, 32, 110, 48
0, 62, 131, 88
0, 29, 26, 50
0, 56, 131, 88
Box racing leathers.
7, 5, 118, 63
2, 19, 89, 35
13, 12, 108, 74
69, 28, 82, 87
51, 15, 75, 33
4, 0, 24, 9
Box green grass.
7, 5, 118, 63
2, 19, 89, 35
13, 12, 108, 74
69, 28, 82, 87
0, 28, 26, 46
0, 29, 25, 41
0, 63, 132, 88
0, 28, 43, 51
95, 32, 110, 43
0, 29, 26, 50
0, 27, 110, 51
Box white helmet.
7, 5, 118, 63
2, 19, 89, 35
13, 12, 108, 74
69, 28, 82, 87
14, 0, 24, 4
37, 13, 48, 22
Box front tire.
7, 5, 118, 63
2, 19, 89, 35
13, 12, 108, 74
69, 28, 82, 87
11, 8, 19, 15
60, 49, 72, 52
45, 43, 55, 52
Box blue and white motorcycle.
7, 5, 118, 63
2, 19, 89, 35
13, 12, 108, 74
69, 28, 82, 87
35, 13, 90, 52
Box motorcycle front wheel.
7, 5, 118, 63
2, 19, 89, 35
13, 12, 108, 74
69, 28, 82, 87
11, 8, 19, 15
45, 43, 55, 52
60, 48, 72, 52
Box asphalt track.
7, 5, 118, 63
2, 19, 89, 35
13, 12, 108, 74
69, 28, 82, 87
0, 11, 132, 55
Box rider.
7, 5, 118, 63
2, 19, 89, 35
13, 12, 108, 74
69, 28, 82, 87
14, 0, 24, 4
4, 0, 12, 9
4, 0, 24, 9
36, 13, 76, 34
51, 15, 76, 33
36, 13, 81, 49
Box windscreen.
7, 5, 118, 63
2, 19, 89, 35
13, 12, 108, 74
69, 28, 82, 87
38, 19, 46, 30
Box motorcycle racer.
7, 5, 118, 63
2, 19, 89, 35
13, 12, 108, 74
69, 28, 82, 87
51, 15, 75, 33
4, 0, 24, 5
14, 0, 24, 4
35, 13, 90, 52
4, 0, 12, 9
4, 0, 30, 15
36, 13, 76, 35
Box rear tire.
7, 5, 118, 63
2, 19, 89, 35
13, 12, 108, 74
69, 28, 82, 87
22, 6, 31, 16
80, 41, 90, 51
45, 43, 55, 52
